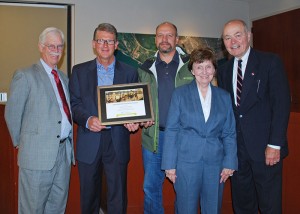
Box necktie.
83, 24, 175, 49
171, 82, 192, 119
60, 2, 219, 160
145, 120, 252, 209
51, 69, 72, 124
236, 59, 243, 106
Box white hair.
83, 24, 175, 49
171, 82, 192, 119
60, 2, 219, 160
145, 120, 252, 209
39, 27, 64, 44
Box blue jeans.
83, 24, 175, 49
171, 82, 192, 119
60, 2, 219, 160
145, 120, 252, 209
142, 131, 165, 214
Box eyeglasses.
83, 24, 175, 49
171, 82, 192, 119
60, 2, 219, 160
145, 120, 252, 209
94, 39, 115, 45
43, 44, 64, 52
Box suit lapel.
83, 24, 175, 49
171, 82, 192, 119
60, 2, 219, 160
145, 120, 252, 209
34, 61, 59, 108
240, 49, 260, 105
206, 85, 216, 127
190, 81, 206, 130
92, 59, 125, 114
224, 58, 235, 106
113, 61, 124, 84
87, 59, 98, 110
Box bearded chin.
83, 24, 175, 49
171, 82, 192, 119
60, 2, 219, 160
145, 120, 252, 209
158, 46, 172, 54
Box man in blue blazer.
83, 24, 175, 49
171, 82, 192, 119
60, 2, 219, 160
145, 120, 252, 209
218, 19, 290, 213
69, 23, 138, 214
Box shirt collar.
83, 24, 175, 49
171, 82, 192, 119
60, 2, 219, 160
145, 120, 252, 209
96, 58, 116, 73
155, 50, 179, 66
235, 46, 251, 63
40, 58, 57, 75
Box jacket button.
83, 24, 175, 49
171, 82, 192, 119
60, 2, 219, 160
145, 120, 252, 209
58, 121, 61, 124
239, 115, 243, 118
57, 135, 60, 138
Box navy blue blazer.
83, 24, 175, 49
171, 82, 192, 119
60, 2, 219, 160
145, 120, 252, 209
217, 48, 290, 161
161, 80, 237, 170
69, 59, 138, 164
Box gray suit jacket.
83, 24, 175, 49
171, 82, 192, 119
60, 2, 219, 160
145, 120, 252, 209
5, 61, 75, 170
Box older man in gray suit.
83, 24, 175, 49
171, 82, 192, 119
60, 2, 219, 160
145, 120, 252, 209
5, 27, 74, 214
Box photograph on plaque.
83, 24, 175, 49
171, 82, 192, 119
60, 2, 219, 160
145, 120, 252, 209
97, 83, 154, 125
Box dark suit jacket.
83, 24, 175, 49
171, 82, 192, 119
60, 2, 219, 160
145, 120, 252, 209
217, 48, 290, 161
69, 59, 138, 164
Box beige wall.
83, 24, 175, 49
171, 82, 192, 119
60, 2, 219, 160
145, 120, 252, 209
0, 4, 68, 99
3, 0, 298, 102
8, 0, 250, 64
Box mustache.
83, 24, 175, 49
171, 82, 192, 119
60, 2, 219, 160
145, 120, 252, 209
49, 52, 61, 56
159, 42, 171, 46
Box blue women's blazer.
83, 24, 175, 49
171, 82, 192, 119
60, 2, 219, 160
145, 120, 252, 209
161, 80, 237, 170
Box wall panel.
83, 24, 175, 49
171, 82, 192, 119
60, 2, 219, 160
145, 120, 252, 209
252, 8, 300, 112
0, 3, 68, 98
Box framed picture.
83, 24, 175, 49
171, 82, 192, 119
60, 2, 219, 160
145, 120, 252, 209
97, 83, 154, 125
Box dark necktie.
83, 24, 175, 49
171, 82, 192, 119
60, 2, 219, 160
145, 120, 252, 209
51, 69, 72, 124
236, 59, 243, 106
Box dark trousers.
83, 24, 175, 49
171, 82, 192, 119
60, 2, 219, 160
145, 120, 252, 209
231, 133, 283, 214
78, 130, 128, 214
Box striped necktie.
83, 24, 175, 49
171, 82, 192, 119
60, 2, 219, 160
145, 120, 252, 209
236, 59, 243, 106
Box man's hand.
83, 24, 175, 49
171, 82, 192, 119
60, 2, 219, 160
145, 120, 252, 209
88, 116, 106, 132
140, 121, 155, 128
124, 123, 139, 132
265, 146, 280, 166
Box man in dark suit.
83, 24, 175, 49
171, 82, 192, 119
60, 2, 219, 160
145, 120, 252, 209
69, 23, 139, 214
217, 19, 290, 213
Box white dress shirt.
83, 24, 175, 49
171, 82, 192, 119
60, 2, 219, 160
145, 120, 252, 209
40, 59, 72, 140
197, 84, 212, 123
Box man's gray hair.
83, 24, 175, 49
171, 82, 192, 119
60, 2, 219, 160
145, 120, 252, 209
39, 27, 64, 44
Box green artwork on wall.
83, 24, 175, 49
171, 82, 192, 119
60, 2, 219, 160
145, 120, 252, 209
116, 32, 228, 69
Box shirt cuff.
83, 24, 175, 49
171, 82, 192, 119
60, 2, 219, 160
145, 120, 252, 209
86, 116, 92, 129
267, 144, 281, 150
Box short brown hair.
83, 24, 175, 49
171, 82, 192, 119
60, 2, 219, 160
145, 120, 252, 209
188, 47, 217, 71
93, 23, 118, 40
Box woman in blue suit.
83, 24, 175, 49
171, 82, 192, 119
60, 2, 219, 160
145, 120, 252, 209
161, 47, 237, 214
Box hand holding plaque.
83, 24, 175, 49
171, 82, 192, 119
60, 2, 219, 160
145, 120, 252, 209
97, 83, 154, 125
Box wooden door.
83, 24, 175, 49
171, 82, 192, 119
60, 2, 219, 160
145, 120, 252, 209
252, 8, 300, 112
253, 9, 300, 213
